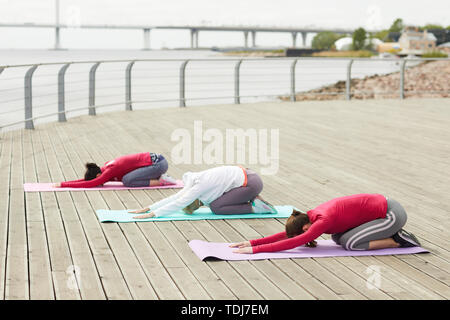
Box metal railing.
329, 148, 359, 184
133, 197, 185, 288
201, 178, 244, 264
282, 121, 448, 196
0, 57, 448, 131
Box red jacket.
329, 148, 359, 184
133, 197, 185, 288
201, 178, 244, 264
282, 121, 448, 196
250, 194, 388, 253
61, 153, 152, 188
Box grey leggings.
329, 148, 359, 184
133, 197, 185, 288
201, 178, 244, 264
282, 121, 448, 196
121, 156, 168, 187
209, 170, 263, 215
332, 197, 407, 251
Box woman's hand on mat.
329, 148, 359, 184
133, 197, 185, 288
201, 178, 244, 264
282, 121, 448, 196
133, 211, 155, 219
128, 207, 150, 214
52, 183, 61, 188
232, 247, 253, 254
229, 241, 251, 248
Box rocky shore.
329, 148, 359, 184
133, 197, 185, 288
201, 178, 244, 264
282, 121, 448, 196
280, 60, 450, 101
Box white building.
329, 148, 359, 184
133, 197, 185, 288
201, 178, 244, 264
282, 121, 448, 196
334, 37, 383, 51
398, 26, 437, 55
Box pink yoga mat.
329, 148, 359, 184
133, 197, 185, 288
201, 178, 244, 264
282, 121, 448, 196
189, 239, 429, 261
23, 180, 184, 192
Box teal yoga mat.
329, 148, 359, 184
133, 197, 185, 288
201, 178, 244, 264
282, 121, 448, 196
96, 205, 294, 222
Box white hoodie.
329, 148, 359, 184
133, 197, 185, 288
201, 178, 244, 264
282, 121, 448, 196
149, 166, 246, 217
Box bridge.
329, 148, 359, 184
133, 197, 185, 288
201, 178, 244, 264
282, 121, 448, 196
0, 22, 369, 50
0, 98, 449, 300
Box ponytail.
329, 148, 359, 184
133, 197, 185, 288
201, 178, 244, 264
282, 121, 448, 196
286, 209, 317, 248
182, 199, 203, 214
305, 240, 317, 248
84, 162, 101, 180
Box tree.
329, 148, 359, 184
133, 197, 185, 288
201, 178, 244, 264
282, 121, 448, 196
373, 30, 390, 42
365, 33, 375, 51
419, 24, 444, 31
389, 18, 404, 32
352, 28, 367, 51
311, 32, 343, 50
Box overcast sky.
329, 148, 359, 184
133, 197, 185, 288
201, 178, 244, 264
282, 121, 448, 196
0, 0, 448, 48
1, 0, 449, 28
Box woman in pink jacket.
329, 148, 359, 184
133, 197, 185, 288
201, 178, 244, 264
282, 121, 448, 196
231, 194, 421, 254
55, 152, 176, 188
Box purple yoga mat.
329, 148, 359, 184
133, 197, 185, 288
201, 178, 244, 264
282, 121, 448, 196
24, 180, 184, 192
189, 239, 429, 261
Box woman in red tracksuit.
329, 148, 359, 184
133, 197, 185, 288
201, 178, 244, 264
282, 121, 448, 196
231, 194, 421, 253
55, 152, 176, 188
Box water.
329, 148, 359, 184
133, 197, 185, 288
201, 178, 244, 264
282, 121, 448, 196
0, 49, 224, 65
0, 49, 402, 131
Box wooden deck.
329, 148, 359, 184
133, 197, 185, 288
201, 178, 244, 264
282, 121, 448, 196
1, 98, 449, 300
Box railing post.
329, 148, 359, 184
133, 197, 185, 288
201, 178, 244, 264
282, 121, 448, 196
290, 59, 298, 101
24, 65, 38, 129
346, 59, 354, 100
234, 59, 243, 104
125, 61, 135, 111
179, 60, 189, 107
89, 62, 100, 115
58, 63, 70, 122
400, 59, 407, 100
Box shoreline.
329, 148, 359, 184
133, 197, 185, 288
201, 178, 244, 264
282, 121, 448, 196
280, 60, 450, 101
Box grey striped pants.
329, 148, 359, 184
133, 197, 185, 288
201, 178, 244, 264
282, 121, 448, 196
332, 197, 407, 251
121, 156, 168, 187
209, 170, 263, 215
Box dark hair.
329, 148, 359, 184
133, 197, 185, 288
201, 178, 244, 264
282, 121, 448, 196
84, 163, 101, 180
285, 209, 317, 248
182, 199, 203, 214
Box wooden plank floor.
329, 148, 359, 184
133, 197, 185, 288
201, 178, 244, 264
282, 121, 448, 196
1, 98, 449, 300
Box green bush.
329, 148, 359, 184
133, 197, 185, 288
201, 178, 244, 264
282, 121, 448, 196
419, 24, 444, 31
312, 32, 344, 50
312, 50, 375, 58
421, 51, 448, 58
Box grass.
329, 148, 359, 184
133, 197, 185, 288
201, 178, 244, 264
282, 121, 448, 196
224, 49, 285, 54
421, 51, 448, 58
312, 50, 376, 58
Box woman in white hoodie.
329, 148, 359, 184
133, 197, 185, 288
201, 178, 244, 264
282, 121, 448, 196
130, 165, 277, 218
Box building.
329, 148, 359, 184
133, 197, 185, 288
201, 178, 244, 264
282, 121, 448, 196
426, 29, 450, 46
334, 37, 383, 51
398, 26, 437, 55
387, 32, 401, 42
334, 37, 353, 51
438, 42, 450, 54
377, 42, 401, 53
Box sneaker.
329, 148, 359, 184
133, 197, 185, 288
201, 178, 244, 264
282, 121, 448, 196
392, 229, 421, 248
159, 173, 177, 185
252, 197, 277, 214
